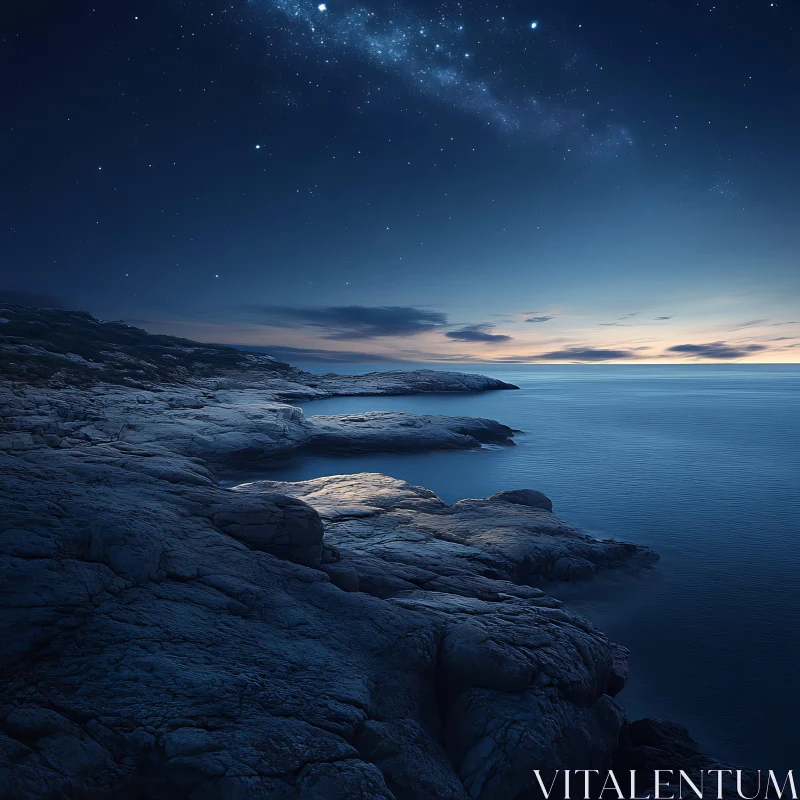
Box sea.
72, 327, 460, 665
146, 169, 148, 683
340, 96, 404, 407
228, 364, 800, 770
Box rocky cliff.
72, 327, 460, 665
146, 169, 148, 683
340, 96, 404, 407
0, 307, 735, 799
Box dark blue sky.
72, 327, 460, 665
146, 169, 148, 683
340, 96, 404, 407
1, 0, 798, 361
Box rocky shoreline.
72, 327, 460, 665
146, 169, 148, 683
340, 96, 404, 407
0, 307, 744, 799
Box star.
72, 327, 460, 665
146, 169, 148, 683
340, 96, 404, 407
530, 21, 539, 30
255, 144, 261, 149
317, 3, 326, 11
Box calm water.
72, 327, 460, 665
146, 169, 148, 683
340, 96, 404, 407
231, 364, 800, 769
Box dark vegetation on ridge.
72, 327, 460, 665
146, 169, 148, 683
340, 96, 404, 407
0, 305, 296, 387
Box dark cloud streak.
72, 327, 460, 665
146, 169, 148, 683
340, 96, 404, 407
668, 342, 767, 359
533, 346, 639, 361
230, 344, 402, 363
247, 305, 448, 340
445, 324, 512, 343
731, 319, 769, 330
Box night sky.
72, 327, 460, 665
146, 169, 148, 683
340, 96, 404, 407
2, 0, 798, 362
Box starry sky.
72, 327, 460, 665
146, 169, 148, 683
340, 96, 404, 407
1, 0, 798, 363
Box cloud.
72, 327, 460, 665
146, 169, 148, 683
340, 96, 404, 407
534, 346, 639, 361
654, 316, 672, 320
230, 344, 401, 363
731, 319, 769, 330
0, 290, 64, 309
667, 342, 767, 360
248, 305, 448, 340
525, 316, 554, 323
445, 324, 513, 343
599, 311, 642, 327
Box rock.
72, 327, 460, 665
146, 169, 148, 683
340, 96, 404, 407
445, 689, 624, 800
0, 443, 651, 798
355, 719, 467, 800
487, 488, 553, 512
212, 493, 325, 566
0, 388, 516, 472
608, 643, 630, 697
307, 412, 516, 454
311, 369, 519, 396
614, 718, 763, 799
253, 474, 658, 591
320, 562, 361, 592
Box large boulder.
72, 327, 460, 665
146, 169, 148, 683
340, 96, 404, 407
212, 493, 325, 566
487, 489, 553, 512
